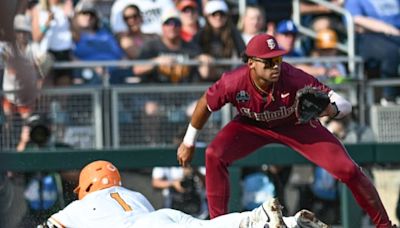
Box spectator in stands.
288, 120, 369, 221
344, 0, 400, 105
247, 0, 293, 35
275, 19, 303, 57
177, 0, 202, 42
152, 166, 208, 219
275, 24, 345, 82
274, 19, 317, 75
308, 29, 347, 82
71, 1, 125, 85
110, 0, 176, 37
300, 0, 344, 29
133, 9, 202, 83
118, 4, 157, 60
237, 5, 266, 45
2, 14, 45, 152
299, 0, 345, 55
31, 0, 74, 87
192, 0, 245, 81
132, 9, 204, 145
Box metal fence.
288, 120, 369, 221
0, 85, 230, 150
371, 105, 400, 142
110, 85, 227, 148
1, 88, 102, 150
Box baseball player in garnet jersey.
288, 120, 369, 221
177, 34, 396, 228
40, 160, 329, 228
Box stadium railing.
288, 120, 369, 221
292, 0, 356, 75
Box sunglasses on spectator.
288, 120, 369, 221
210, 11, 226, 17
163, 18, 182, 27
123, 14, 140, 21
251, 56, 282, 69
182, 7, 197, 14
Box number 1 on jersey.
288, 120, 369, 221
110, 192, 132, 211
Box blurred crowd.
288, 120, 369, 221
1, 0, 397, 87
1, 0, 400, 227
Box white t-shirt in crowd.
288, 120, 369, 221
110, 0, 176, 35
36, 4, 73, 52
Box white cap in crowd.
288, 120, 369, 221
14, 14, 31, 32
204, 0, 228, 15
161, 8, 181, 24
75, 0, 98, 16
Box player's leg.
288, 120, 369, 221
205, 118, 279, 218
143, 199, 286, 228
134, 208, 243, 228
277, 123, 393, 228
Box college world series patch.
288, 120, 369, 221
236, 90, 250, 103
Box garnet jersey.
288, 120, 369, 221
48, 186, 154, 228
206, 62, 331, 128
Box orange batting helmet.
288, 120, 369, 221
74, 160, 121, 200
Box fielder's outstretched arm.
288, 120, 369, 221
177, 93, 211, 167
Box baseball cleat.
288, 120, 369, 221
240, 198, 287, 228
294, 209, 329, 228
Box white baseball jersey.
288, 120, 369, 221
48, 186, 154, 228
46, 185, 248, 228
46, 186, 302, 228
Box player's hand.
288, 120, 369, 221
177, 143, 195, 167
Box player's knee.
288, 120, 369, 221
205, 147, 224, 163
206, 147, 217, 159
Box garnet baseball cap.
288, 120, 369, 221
245, 34, 287, 58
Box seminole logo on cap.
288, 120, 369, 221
266, 38, 276, 50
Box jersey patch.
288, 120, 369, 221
236, 90, 250, 103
